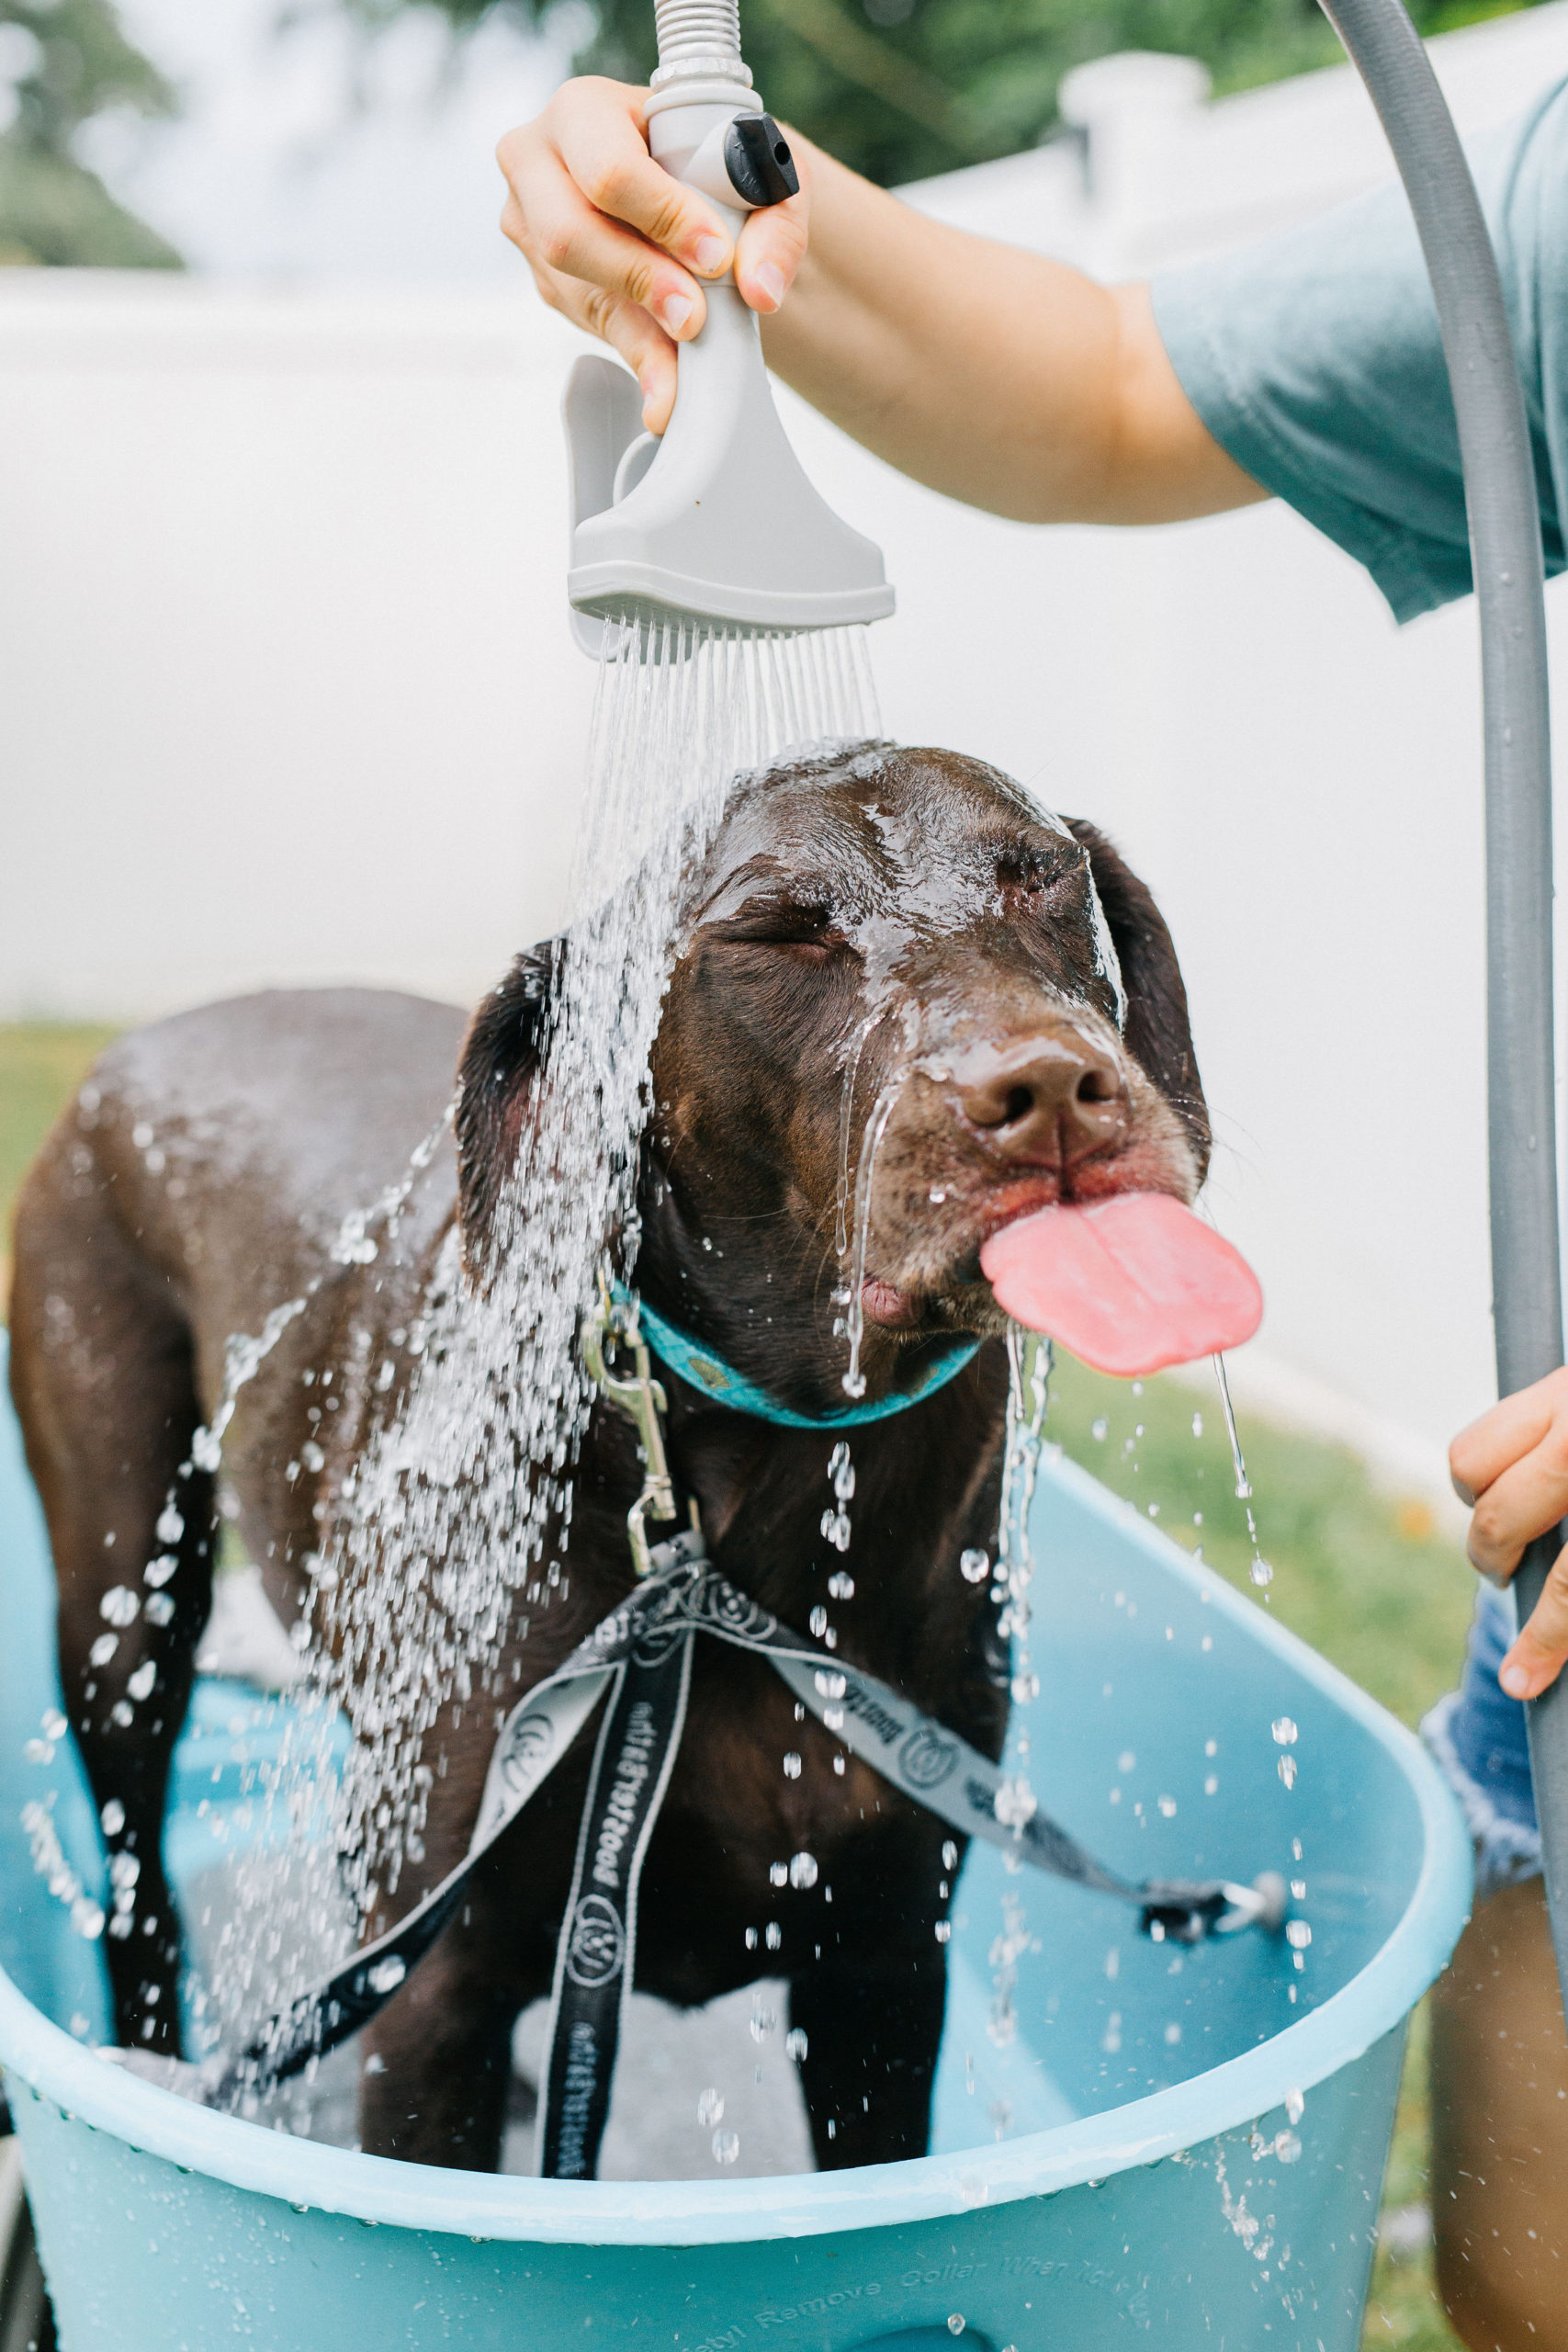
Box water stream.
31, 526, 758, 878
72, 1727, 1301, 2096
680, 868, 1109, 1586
198, 619, 883, 2056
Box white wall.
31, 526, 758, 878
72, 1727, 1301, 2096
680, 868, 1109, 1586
0, 279, 595, 1012
6, 6, 1568, 1486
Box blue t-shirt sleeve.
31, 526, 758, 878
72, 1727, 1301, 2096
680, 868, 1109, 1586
1151, 77, 1568, 623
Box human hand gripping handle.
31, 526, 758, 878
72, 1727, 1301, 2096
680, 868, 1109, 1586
1451, 1368, 1568, 1698
496, 77, 810, 436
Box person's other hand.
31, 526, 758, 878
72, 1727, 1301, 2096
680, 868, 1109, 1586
1451, 1367, 1568, 1698
496, 77, 810, 435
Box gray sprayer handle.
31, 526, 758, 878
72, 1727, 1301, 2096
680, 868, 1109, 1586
1315, 0, 1568, 2008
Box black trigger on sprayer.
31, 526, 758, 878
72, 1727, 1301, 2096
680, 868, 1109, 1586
724, 114, 799, 208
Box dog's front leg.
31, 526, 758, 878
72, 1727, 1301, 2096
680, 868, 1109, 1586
789, 1951, 949, 2168
357, 1892, 526, 2170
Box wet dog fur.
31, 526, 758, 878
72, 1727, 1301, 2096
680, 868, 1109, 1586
9, 742, 1207, 2172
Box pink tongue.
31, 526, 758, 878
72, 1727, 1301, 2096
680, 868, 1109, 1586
980, 1193, 1262, 1376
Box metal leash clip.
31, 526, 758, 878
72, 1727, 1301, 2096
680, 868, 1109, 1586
583, 1269, 679, 1577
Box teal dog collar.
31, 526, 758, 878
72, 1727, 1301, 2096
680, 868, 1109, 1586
613, 1283, 981, 1430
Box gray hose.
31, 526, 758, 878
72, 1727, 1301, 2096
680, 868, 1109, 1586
1316, 0, 1567, 2003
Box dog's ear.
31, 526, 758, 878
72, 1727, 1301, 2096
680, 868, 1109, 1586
1065, 819, 1211, 1178
455, 942, 561, 1267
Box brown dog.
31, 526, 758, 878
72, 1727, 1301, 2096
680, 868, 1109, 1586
8, 743, 1207, 2172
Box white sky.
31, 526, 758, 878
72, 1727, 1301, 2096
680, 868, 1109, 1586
82, 0, 576, 281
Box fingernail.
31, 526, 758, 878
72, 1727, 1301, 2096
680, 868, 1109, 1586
658, 293, 694, 334
1500, 1663, 1532, 1698
694, 234, 728, 274
752, 261, 786, 311
1450, 1474, 1476, 1507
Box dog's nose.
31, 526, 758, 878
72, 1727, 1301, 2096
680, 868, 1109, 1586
953, 1033, 1129, 1167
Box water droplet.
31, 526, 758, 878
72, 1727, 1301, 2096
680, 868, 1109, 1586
1204, 1775, 1218, 1795
960, 1547, 989, 1584
127, 1662, 156, 1702
784, 2028, 808, 2063
99, 1588, 140, 1628
1250, 1557, 1273, 1588
1278, 1754, 1298, 1789
100, 1799, 125, 1836
808, 1605, 829, 1638
1274, 2129, 1302, 2164
1285, 2086, 1304, 2124
367, 1956, 406, 1995
789, 1852, 818, 1890
942, 1839, 958, 1871
828, 1570, 854, 1600
712, 2129, 739, 2165
1271, 1717, 1298, 1746
1091, 1417, 1108, 1442
697, 2086, 724, 2125
947, 2316, 965, 2336
23, 1739, 54, 1765
1164, 2021, 1182, 2045
1118, 1751, 1135, 1774
1285, 1918, 1312, 1950
783, 1752, 802, 1780
1157, 1794, 1177, 1818
764, 1921, 782, 1950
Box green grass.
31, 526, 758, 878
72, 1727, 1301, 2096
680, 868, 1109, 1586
0, 1023, 118, 1273
0, 1026, 1471, 2343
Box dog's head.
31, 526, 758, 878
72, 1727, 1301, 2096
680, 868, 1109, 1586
458, 743, 1207, 1401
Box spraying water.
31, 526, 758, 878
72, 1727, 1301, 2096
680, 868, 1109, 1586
193, 619, 880, 2057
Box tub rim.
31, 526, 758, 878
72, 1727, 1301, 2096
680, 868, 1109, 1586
0, 1452, 1472, 2248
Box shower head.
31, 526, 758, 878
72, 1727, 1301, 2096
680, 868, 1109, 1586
563, 2, 894, 652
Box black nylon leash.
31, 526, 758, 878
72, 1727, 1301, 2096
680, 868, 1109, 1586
537, 1608, 694, 2178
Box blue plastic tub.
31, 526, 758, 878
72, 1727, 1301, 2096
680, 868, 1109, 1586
0, 1363, 1470, 2349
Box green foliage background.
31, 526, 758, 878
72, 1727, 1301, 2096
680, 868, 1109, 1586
374, 0, 1546, 186
0, 0, 179, 266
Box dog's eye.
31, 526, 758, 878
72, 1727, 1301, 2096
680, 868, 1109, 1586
996, 852, 1075, 907
709, 904, 849, 957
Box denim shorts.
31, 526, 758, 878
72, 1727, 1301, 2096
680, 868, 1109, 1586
1422, 1583, 1541, 1899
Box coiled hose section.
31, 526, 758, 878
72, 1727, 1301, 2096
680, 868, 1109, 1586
654, 0, 744, 75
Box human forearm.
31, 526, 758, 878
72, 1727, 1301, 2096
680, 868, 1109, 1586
762, 141, 1264, 526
